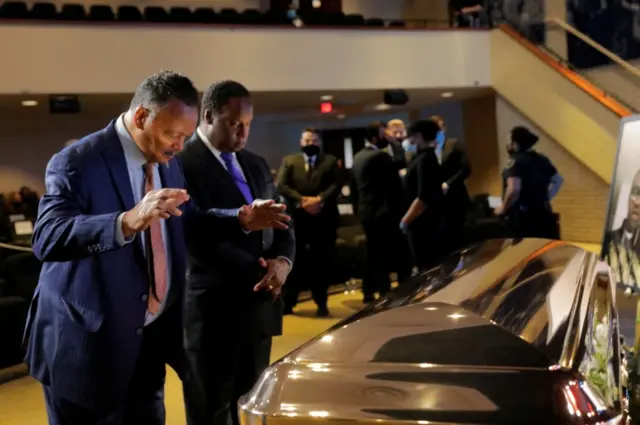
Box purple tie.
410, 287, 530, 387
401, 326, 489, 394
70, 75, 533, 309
220, 152, 254, 203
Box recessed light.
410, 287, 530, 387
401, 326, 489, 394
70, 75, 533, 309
312, 0, 321, 8
21, 100, 38, 107
441, 92, 453, 98
337, 114, 346, 119
374, 103, 391, 110
320, 95, 333, 101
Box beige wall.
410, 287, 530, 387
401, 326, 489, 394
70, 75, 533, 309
495, 97, 610, 243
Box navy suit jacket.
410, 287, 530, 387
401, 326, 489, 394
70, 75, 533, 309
23, 121, 239, 409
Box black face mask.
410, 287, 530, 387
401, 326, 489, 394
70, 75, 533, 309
302, 144, 320, 157
376, 139, 390, 149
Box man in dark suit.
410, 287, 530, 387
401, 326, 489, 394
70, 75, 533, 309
351, 121, 412, 303
277, 127, 340, 316
432, 116, 472, 254
179, 80, 295, 425
24, 71, 289, 425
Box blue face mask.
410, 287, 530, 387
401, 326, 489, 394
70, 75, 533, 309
436, 130, 446, 148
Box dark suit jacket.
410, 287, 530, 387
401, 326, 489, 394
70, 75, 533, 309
440, 138, 471, 212
390, 140, 407, 171
178, 134, 295, 341
23, 121, 239, 410
351, 146, 408, 224
277, 152, 341, 237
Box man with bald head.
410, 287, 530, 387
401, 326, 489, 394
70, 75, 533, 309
604, 169, 640, 291
385, 119, 408, 172
277, 128, 340, 316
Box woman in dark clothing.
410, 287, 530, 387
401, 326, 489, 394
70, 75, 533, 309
400, 119, 445, 271
495, 126, 564, 239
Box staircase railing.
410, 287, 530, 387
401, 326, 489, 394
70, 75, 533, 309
537, 17, 640, 114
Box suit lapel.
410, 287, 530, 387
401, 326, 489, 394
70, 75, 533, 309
189, 135, 247, 205
158, 162, 183, 266
99, 120, 146, 269
99, 120, 135, 211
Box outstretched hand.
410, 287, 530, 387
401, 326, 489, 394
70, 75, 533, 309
239, 199, 290, 231
122, 189, 190, 237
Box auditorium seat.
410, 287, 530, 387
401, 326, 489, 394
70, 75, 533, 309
192, 7, 217, 23
30, 2, 57, 20
241, 8, 262, 24
0, 1, 29, 19
168, 6, 193, 23
58, 4, 86, 21
0, 252, 41, 369
325, 11, 346, 26
144, 6, 169, 23
343, 13, 365, 26
218, 8, 241, 24
365, 18, 385, 27
262, 8, 289, 25
302, 10, 344, 26
88, 4, 114, 21
117, 5, 143, 22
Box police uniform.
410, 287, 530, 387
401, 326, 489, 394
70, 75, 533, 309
502, 150, 560, 239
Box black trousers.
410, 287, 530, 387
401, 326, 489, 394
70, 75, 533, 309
407, 224, 444, 272
184, 336, 272, 425
508, 210, 560, 240
43, 316, 173, 425
442, 205, 467, 257
361, 218, 413, 300
284, 227, 336, 310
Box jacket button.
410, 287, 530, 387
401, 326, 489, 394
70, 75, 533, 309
135, 328, 143, 336
141, 294, 148, 302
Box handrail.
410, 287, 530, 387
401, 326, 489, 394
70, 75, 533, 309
499, 23, 632, 118
0, 242, 32, 252
550, 17, 640, 82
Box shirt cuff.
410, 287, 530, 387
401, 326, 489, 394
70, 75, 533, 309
115, 213, 136, 247
276, 256, 293, 274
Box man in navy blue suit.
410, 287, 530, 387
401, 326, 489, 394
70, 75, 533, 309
23, 70, 290, 425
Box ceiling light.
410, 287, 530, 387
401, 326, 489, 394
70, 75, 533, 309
374, 103, 391, 111
312, 0, 322, 8
320, 95, 333, 101
21, 100, 38, 107
337, 114, 346, 119
441, 92, 453, 98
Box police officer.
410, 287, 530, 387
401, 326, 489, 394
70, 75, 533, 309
494, 126, 564, 239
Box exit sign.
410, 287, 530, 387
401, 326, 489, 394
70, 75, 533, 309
320, 102, 333, 114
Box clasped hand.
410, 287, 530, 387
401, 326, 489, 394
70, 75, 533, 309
254, 257, 291, 300
301, 196, 322, 215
